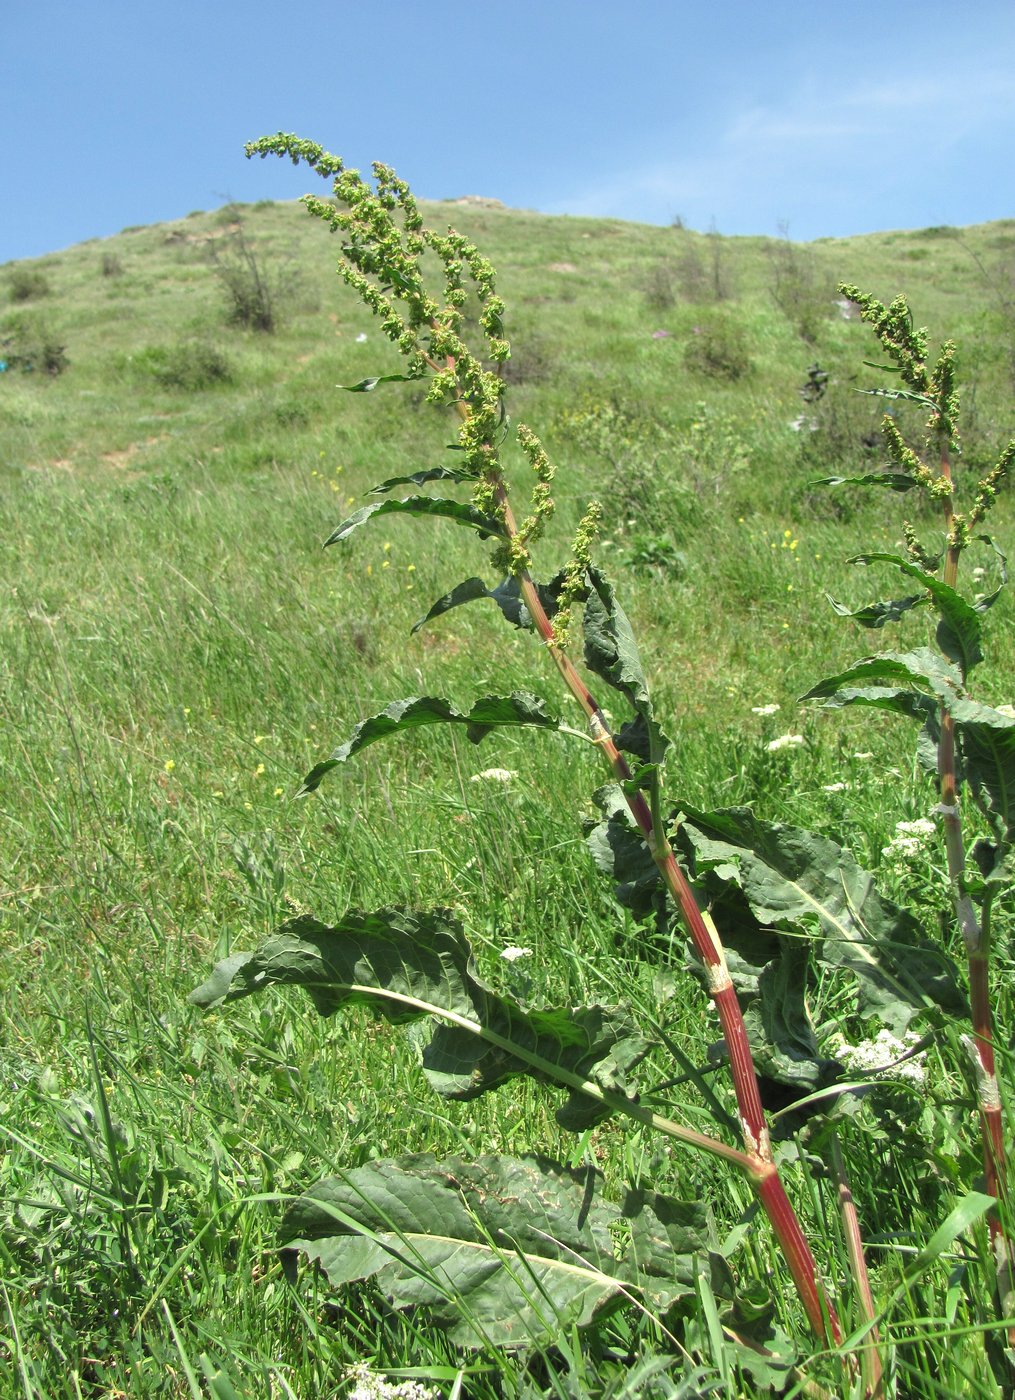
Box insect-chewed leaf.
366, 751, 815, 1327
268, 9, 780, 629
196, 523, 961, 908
368, 467, 476, 494
812, 472, 918, 492
190, 907, 648, 1127
324, 496, 506, 547
849, 553, 984, 677
582, 568, 669, 763
298, 692, 560, 793
278, 1153, 715, 1349
676, 805, 965, 1036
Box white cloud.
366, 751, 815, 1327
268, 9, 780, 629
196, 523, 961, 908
544, 60, 1015, 237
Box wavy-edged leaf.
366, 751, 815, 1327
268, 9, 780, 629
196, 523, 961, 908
583, 567, 669, 764
585, 784, 669, 930
338, 372, 425, 392
190, 907, 647, 1127
369, 467, 476, 495
803, 684, 936, 721
620, 1187, 731, 1314
280, 1153, 718, 1348
299, 692, 560, 793
812, 472, 918, 492
825, 593, 926, 629
850, 553, 983, 677
324, 497, 506, 547
676, 805, 965, 1036
801, 648, 961, 705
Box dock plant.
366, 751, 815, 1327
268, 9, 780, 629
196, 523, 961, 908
192, 134, 1014, 1394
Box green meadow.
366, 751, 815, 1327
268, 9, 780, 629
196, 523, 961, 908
2, 189, 1014, 1397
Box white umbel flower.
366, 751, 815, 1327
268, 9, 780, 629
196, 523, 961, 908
766, 734, 805, 753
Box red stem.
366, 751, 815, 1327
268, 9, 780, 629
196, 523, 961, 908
489, 478, 839, 1344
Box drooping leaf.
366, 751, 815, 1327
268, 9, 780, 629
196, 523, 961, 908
412, 576, 526, 634
676, 805, 965, 1035
412, 571, 568, 636
298, 692, 560, 793
337, 372, 426, 392
369, 467, 476, 494
582, 568, 669, 764
947, 695, 1015, 839
279, 1153, 718, 1349
971, 534, 1008, 615
282, 1154, 621, 1347
585, 784, 668, 929
849, 553, 983, 677
324, 496, 506, 547
825, 593, 926, 629
812, 472, 918, 493
190, 907, 647, 1127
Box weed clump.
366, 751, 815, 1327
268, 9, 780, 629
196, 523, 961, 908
210, 225, 297, 332
1, 314, 68, 375
128, 340, 234, 391
6, 266, 51, 303
683, 311, 752, 380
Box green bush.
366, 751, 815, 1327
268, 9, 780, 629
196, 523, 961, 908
683, 311, 752, 380
128, 340, 234, 391
7, 266, 51, 303
1, 313, 68, 374
209, 226, 297, 333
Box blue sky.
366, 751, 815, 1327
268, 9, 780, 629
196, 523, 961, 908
4, 1, 1014, 264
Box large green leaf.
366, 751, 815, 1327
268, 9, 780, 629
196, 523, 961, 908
324, 496, 506, 547
280, 1153, 719, 1349
190, 907, 646, 1127
582, 568, 669, 764
849, 553, 983, 677
298, 692, 560, 793
801, 647, 962, 703
676, 806, 965, 1036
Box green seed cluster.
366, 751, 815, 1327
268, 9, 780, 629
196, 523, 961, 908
551, 501, 604, 647
246, 132, 596, 593
246, 133, 508, 484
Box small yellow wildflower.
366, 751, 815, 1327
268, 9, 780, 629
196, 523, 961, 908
254, 762, 265, 777
383, 541, 391, 553
254, 735, 266, 746
164, 759, 175, 773
274, 786, 284, 796
406, 563, 416, 572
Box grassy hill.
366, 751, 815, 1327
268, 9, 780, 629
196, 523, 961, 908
2, 194, 1014, 1397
